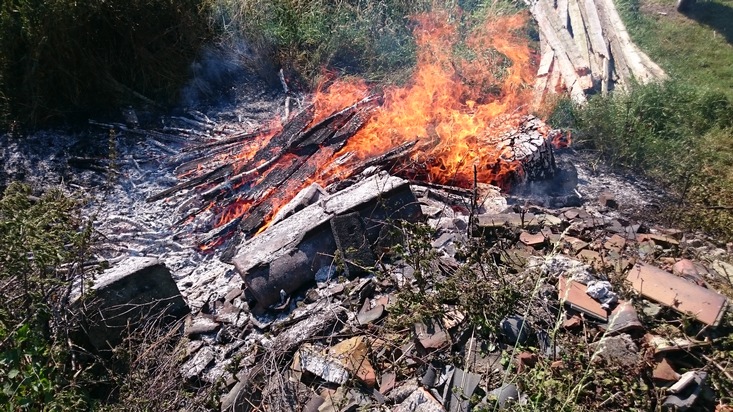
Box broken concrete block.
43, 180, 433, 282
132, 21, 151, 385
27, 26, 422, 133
590, 334, 639, 368
233, 173, 421, 309
331, 212, 376, 278
663, 371, 708, 411
271, 182, 327, 225
627, 264, 727, 326
72, 257, 188, 351
393, 387, 444, 412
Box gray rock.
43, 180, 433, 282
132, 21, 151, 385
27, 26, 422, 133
500, 315, 533, 346
490, 384, 520, 409
181, 345, 215, 381
72, 257, 188, 351
590, 334, 639, 368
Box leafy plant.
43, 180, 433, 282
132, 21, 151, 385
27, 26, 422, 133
0, 183, 93, 410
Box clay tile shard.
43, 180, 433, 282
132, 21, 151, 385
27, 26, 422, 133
519, 231, 546, 247
414, 319, 450, 350
637, 233, 680, 248
627, 264, 727, 326
558, 277, 608, 321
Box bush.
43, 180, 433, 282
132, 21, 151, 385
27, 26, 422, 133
0, 183, 93, 410
0, 0, 212, 127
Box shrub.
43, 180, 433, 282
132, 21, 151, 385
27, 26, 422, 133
0, 183, 93, 410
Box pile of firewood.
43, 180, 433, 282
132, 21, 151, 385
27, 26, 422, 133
529, 0, 668, 106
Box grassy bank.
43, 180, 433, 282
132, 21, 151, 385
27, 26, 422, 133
549, 0, 733, 240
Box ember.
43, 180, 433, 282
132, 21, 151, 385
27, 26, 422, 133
150, 11, 562, 248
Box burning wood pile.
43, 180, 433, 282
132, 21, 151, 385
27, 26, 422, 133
147, 13, 571, 252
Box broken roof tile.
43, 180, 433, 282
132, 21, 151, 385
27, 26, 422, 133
627, 264, 727, 326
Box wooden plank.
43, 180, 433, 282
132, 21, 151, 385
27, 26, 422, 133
627, 264, 728, 326
531, 0, 593, 99
594, 0, 655, 84
556, 0, 570, 29
578, 0, 610, 80
567, 0, 595, 76
533, 49, 555, 108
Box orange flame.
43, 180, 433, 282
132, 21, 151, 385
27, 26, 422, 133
202, 10, 540, 237
314, 11, 537, 188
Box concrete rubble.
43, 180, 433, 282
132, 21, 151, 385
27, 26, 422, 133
167, 165, 731, 411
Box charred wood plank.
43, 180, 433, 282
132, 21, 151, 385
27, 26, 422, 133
146, 164, 234, 203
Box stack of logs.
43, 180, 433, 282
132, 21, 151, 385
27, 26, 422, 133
529, 0, 668, 106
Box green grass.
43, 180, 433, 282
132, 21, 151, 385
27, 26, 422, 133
616, 0, 733, 100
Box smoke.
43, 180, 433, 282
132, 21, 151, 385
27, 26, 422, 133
180, 37, 279, 109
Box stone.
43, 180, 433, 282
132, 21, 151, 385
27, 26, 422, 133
489, 384, 520, 409
627, 264, 728, 326
415, 319, 450, 350
590, 334, 639, 368
519, 231, 546, 247
72, 257, 188, 351
393, 387, 444, 412
185, 315, 221, 337
712, 260, 733, 283
357, 304, 384, 325
598, 190, 618, 209
500, 315, 533, 345
672, 259, 706, 285
516, 352, 538, 371
379, 371, 397, 395
604, 234, 626, 253
653, 358, 680, 383
181, 345, 215, 381
331, 212, 376, 278
303, 394, 326, 412
562, 314, 582, 329
637, 233, 680, 247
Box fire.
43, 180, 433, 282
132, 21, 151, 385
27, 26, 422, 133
194, 9, 540, 246
314, 11, 536, 188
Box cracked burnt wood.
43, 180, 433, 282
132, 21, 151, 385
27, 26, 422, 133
496, 116, 558, 184
231, 173, 422, 310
